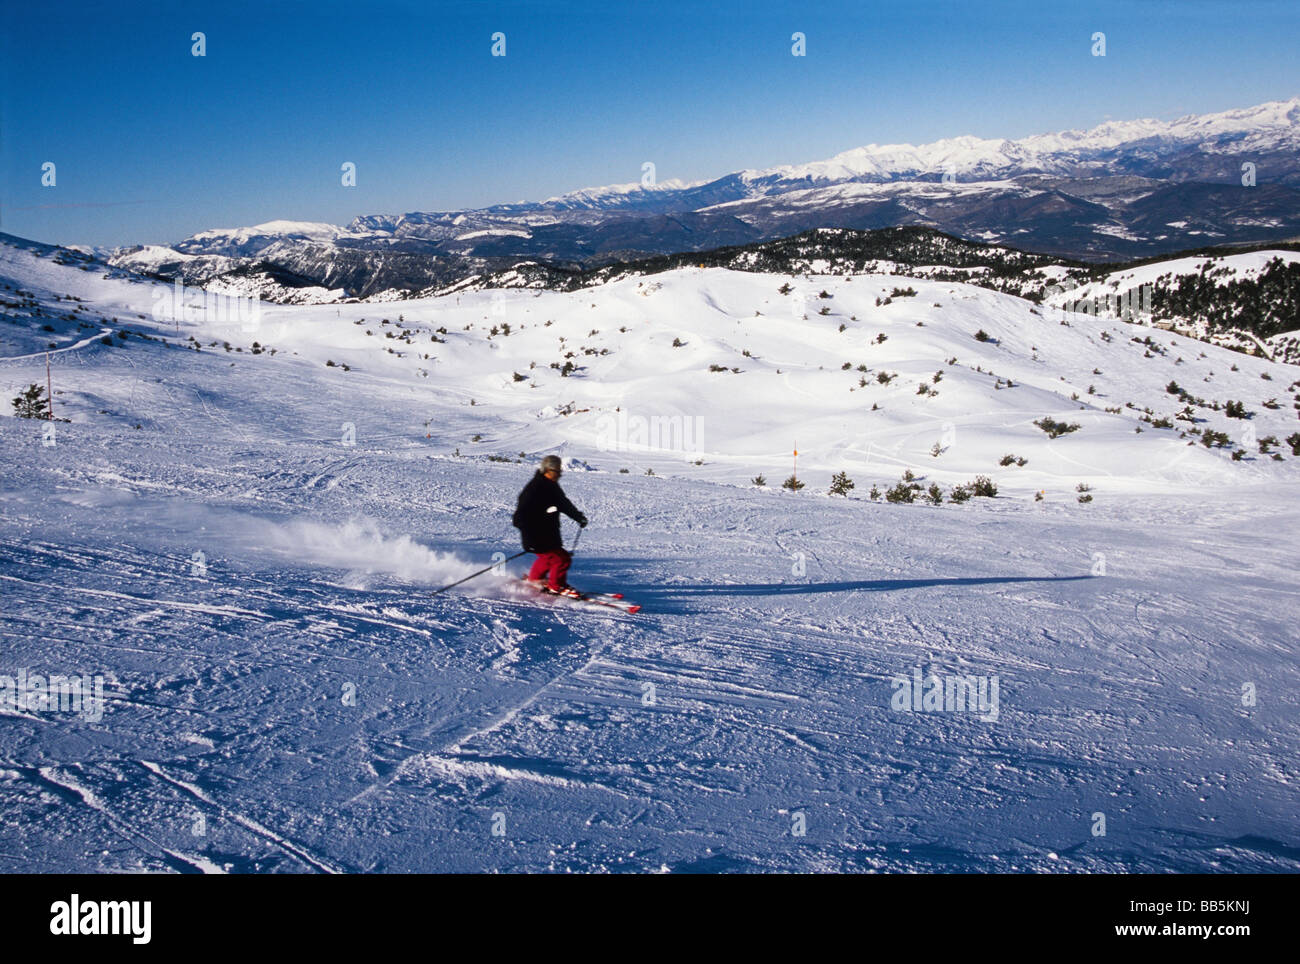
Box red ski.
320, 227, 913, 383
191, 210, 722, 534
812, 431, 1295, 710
522, 580, 641, 614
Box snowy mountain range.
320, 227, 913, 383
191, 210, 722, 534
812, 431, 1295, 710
105, 97, 1300, 299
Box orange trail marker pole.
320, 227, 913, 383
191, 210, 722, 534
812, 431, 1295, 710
46, 352, 53, 421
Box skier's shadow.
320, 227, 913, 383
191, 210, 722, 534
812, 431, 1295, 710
616, 574, 1095, 609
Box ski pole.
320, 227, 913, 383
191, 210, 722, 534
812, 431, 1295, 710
571, 524, 583, 554
432, 551, 526, 596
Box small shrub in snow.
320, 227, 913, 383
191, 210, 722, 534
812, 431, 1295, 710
971, 476, 998, 498
782, 475, 805, 491
974, 329, 991, 342
752, 474, 766, 487
885, 480, 917, 503
924, 483, 944, 505
949, 484, 972, 504
829, 471, 854, 496
1034, 417, 1080, 439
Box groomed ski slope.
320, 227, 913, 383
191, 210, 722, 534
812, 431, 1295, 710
1, 239, 1297, 872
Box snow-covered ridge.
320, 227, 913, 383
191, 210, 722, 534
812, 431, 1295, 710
184, 220, 346, 244
754, 96, 1300, 188
539, 176, 709, 207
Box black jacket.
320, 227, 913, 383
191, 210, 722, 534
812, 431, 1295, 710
512, 471, 582, 552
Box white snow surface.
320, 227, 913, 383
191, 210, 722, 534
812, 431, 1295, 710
1, 239, 1297, 872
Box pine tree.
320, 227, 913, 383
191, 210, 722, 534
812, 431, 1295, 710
829, 471, 854, 496
11, 383, 48, 419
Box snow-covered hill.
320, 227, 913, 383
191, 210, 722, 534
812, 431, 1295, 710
14, 236, 1300, 493
2, 236, 1297, 872
1050, 250, 1300, 363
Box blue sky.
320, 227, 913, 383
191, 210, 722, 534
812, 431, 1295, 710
2, 0, 1297, 247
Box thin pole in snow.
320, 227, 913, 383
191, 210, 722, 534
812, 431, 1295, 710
793, 442, 798, 487
431, 551, 527, 596
46, 352, 53, 421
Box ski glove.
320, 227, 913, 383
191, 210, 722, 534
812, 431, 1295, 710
576, 513, 589, 528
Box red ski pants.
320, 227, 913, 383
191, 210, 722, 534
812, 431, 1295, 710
528, 549, 572, 590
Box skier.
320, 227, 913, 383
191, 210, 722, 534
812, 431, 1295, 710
512, 455, 588, 597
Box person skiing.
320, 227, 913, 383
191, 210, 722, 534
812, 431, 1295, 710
512, 455, 588, 597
